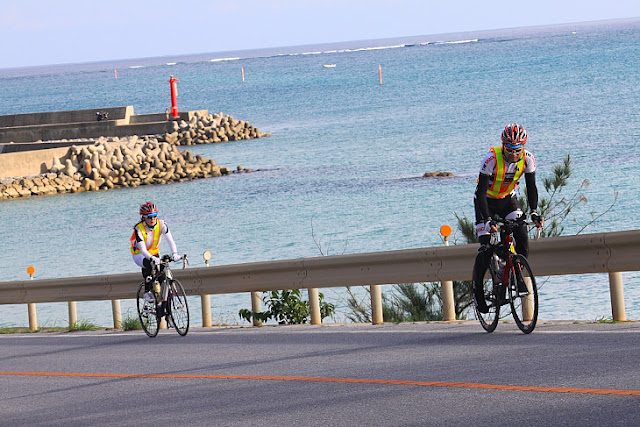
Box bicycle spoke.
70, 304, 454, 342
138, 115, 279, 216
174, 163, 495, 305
168, 280, 189, 336
508, 255, 538, 334
136, 282, 159, 337
473, 256, 500, 333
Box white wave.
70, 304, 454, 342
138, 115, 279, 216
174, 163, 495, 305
349, 44, 407, 52
129, 65, 143, 69
209, 57, 240, 62
198, 39, 476, 66
434, 39, 478, 45
166, 62, 177, 66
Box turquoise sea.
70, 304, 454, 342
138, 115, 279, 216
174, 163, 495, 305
1, 18, 639, 327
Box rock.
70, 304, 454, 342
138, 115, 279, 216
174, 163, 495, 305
64, 159, 78, 176
82, 159, 92, 176
51, 156, 64, 173
4, 187, 19, 198
423, 171, 454, 178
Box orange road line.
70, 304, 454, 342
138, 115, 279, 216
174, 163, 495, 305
1, 371, 639, 396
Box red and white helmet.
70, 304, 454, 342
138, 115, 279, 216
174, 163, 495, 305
139, 202, 158, 217
501, 123, 528, 149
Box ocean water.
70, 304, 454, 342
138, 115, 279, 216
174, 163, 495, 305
1, 19, 639, 327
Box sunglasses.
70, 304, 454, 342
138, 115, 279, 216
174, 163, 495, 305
144, 213, 158, 218
503, 146, 523, 155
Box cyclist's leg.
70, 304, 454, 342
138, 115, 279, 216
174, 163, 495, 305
142, 258, 155, 291
473, 249, 491, 312
473, 197, 494, 313
503, 196, 530, 293
504, 195, 528, 257
134, 254, 154, 292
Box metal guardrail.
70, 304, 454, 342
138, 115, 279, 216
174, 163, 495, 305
1, 230, 639, 326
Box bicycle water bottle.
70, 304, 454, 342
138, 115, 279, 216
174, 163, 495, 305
496, 258, 505, 282
491, 253, 500, 283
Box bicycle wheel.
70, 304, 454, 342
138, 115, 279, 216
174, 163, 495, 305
508, 254, 538, 334
167, 279, 189, 336
473, 259, 500, 333
137, 282, 159, 338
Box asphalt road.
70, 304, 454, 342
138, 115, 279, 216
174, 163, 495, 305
1, 321, 639, 426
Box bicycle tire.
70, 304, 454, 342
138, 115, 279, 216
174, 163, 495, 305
136, 282, 159, 338
508, 254, 538, 334
167, 279, 189, 336
473, 258, 500, 333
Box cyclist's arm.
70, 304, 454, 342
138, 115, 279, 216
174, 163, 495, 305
524, 172, 538, 212
161, 221, 178, 255
475, 173, 492, 221
165, 231, 178, 254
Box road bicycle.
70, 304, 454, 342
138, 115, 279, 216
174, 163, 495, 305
473, 216, 540, 334
136, 254, 189, 337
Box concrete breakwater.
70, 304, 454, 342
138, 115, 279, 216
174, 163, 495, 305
0, 136, 250, 200
162, 111, 270, 146
0, 108, 270, 200
0, 106, 270, 147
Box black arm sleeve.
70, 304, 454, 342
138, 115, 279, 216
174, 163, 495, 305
133, 223, 143, 243
475, 173, 491, 221
525, 172, 538, 212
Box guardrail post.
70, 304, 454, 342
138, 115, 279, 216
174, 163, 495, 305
440, 225, 456, 321
371, 285, 383, 325
28, 303, 38, 331
27, 267, 38, 330
308, 288, 321, 325
68, 301, 78, 327
251, 291, 263, 326
201, 295, 212, 327
202, 251, 213, 327
608, 272, 626, 321
111, 299, 122, 329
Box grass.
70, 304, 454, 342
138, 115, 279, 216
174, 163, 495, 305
0, 327, 42, 334
595, 316, 621, 324
121, 314, 142, 331
68, 319, 102, 331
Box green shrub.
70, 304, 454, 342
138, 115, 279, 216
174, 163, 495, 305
121, 313, 143, 330
239, 289, 335, 325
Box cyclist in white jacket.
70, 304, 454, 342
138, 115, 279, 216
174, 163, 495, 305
130, 202, 180, 301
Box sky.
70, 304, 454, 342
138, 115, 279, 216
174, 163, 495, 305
2, 0, 640, 69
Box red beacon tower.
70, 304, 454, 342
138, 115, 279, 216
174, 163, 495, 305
169, 75, 180, 118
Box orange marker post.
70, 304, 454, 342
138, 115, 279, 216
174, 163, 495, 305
26, 266, 37, 330
439, 225, 455, 321
114, 69, 118, 79
440, 224, 452, 245
241, 67, 245, 83
378, 64, 383, 85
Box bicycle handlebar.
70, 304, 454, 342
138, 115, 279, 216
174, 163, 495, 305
154, 254, 189, 271
159, 253, 188, 263
490, 215, 543, 239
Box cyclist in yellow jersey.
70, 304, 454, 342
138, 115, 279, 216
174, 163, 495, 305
131, 202, 180, 302
473, 124, 543, 313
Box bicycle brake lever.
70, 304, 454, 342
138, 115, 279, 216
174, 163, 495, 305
535, 227, 542, 239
